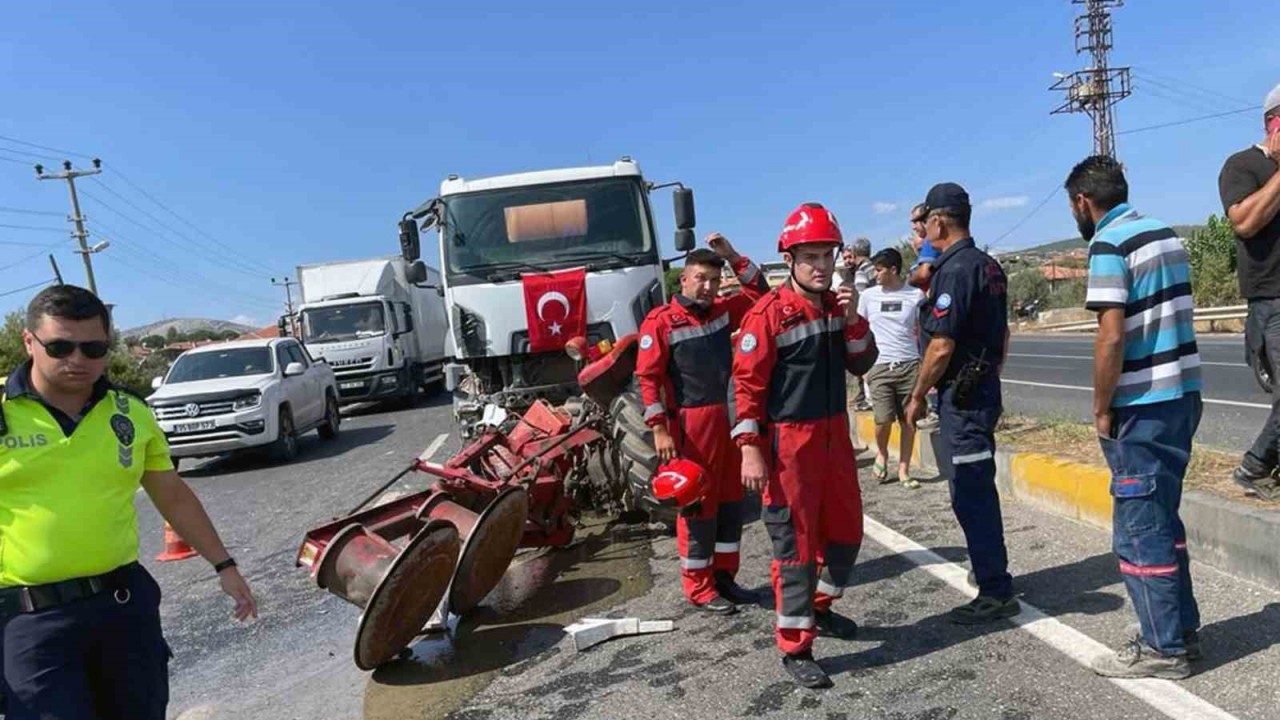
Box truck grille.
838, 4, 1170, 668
330, 356, 375, 374
154, 400, 236, 420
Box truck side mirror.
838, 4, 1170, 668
151, 376, 163, 390
407, 260, 429, 284
674, 229, 695, 253
399, 219, 421, 262
673, 187, 696, 230
284, 362, 306, 377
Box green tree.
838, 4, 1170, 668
1007, 268, 1050, 312
165, 326, 178, 342
140, 334, 166, 350
664, 266, 683, 298
0, 310, 164, 398
1185, 214, 1241, 307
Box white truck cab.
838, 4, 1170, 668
147, 337, 340, 462
398, 157, 696, 433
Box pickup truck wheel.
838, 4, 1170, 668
269, 407, 299, 463
318, 394, 341, 440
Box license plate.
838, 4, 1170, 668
175, 420, 216, 433
340, 381, 364, 390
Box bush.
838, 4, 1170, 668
1186, 214, 1241, 307
1007, 268, 1049, 311
664, 267, 682, 298
0, 309, 166, 398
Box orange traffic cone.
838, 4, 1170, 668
156, 522, 198, 562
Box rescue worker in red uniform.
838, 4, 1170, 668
732, 203, 878, 689
637, 234, 769, 615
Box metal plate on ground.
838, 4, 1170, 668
448, 487, 529, 614
353, 520, 460, 670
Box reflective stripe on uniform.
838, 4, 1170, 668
643, 403, 666, 421
952, 450, 994, 465
776, 614, 814, 629
668, 313, 729, 346
682, 557, 712, 570
816, 578, 844, 597
776, 317, 845, 348
739, 261, 762, 284
715, 542, 740, 554
1119, 560, 1178, 577
846, 337, 869, 354
731, 419, 760, 438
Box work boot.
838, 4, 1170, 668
714, 573, 758, 606
694, 595, 738, 616
782, 651, 832, 689
814, 609, 858, 640
1184, 629, 1203, 661
1091, 637, 1190, 680
1232, 466, 1280, 500
948, 595, 1020, 625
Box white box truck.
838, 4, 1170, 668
294, 257, 450, 405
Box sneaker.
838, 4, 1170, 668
1091, 637, 1190, 679
814, 609, 858, 640
782, 651, 832, 689
714, 573, 759, 606
948, 595, 1020, 625
1232, 466, 1280, 500
917, 411, 940, 429
694, 595, 738, 616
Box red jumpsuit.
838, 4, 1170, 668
636, 256, 768, 604
731, 282, 878, 655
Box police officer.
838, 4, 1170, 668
905, 183, 1020, 624
0, 285, 257, 720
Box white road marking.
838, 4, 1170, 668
1001, 378, 1271, 410
863, 515, 1242, 720
1008, 353, 1245, 368
417, 433, 449, 462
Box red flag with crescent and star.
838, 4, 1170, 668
522, 267, 588, 353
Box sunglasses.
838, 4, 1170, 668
31, 333, 110, 360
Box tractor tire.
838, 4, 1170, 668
609, 389, 668, 522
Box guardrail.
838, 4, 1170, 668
1023, 304, 1248, 333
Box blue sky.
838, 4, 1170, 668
1, 1, 1274, 330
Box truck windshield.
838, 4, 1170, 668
442, 177, 654, 279
167, 348, 274, 383
300, 302, 386, 343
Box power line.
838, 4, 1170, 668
0, 278, 56, 299
0, 247, 62, 273
85, 177, 268, 277
0, 223, 68, 234
1118, 106, 1261, 136
1133, 67, 1256, 109
0, 134, 94, 161
103, 165, 279, 275
0, 145, 61, 163
991, 186, 1063, 249
0, 206, 64, 217
1135, 80, 1228, 115
1133, 73, 1252, 114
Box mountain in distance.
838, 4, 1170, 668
1013, 224, 1206, 257
120, 318, 256, 339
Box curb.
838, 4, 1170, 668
850, 410, 1280, 592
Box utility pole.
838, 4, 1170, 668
1049, 0, 1132, 158
271, 276, 298, 317
35, 159, 106, 295
48, 254, 63, 285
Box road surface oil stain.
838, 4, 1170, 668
362, 514, 653, 720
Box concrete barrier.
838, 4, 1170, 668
850, 410, 1280, 591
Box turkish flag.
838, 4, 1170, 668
522, 267, 588, 353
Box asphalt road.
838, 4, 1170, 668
145, 394, 1280, 720
1004, 334, 1272, 454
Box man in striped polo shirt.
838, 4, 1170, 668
1070, 155, 1203, 680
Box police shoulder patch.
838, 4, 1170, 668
739, 333, 758, 353
639, 334, 654, 350
935, 293, 952, 310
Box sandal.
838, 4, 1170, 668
873, 460, 890, 484
899, 474, 920, 489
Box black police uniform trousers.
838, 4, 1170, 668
0, 563, 170, 720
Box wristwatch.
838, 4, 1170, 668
213, 557, 237, 574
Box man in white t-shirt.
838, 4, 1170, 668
857, 248, 926, 488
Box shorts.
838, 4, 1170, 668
866, 360, 919, 424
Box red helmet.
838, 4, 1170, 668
651, 459, 707, 508
778, 202, 843, 253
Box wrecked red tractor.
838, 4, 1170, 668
295, 334, 660, 670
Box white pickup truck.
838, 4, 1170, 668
147, 337, 340, 463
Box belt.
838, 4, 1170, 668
0, 563, 137, 617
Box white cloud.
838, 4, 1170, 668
871, 201, 898, 215
978, 195, 1029, 211
230, 314, 258, 327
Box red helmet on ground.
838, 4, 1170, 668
778, 202, 843, 253
652, 459, 707, 508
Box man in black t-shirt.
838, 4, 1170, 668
1219, 82, 1280, 500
